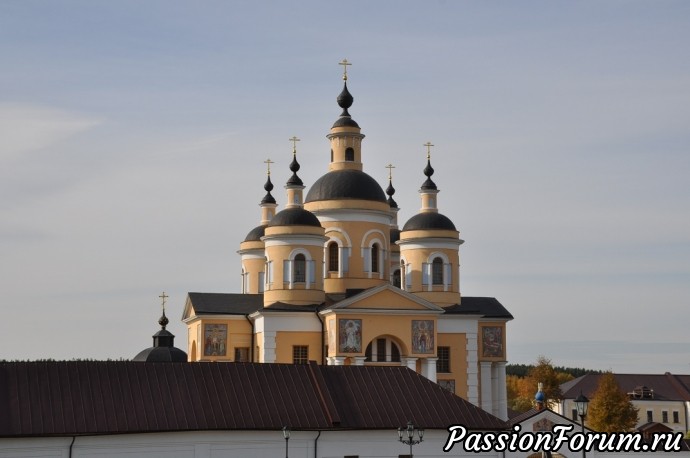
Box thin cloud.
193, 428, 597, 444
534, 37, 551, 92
0, 103, 102, 158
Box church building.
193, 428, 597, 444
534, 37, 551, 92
182, 61, 513, 420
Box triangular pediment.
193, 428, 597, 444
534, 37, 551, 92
181, 295, 196, 321
323, 284, 444, 312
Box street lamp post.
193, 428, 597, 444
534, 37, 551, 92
282, 426, 290, 458
574, 391, 589, 458
398, 421, 424, 458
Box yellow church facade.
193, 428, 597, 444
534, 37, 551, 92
182, 63, 512, 420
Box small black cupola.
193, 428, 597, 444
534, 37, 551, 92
133, 292, 188, 362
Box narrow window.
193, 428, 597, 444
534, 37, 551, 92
437, 346, 450, 373
371, 243, 379, 273
328, 242, 339, 272
234, 347, 249, 362
392, 269, 401, 288
662, 411, 668, 423
673, 411, 679, 423
432, 257, 444, 285
647, 410, 653, 423
293, 345, 308, 364
376, 338, 386, 362
571, 409, 578, 421
345, 147, 354, 161
330, 149, 334, 162
391, 342, 400, 362
294, 254, 306, 283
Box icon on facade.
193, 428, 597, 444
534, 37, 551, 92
339, 319, 362, 352
412, 320, 434, 354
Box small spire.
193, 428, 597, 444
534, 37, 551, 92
158, 292, 169, 330
421, 142, 437, 190
287, 137, 303, 186
261, 158, 276, 204
385, 163, 398, 208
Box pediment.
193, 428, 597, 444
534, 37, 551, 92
181, 296, 196, 321
323, 284, 443, 312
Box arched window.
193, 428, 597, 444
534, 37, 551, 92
371, 243, 379, 273
365, 338, 401, 362
392, 269, 401, 288
345, 147, 354, 161
328, 242, 339, 272
330, 149, 334, 162
432, 257, 444, 285
294, 254, 306, 283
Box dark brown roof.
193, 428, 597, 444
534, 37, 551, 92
444, 297, 513, 320
0, 361, 506, 438
187, 292, 264, 315
561, 373, 690, 401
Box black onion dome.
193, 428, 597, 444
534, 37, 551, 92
133, 311, 188, 362
261, 175, 276, 204
287, 154, 303, 186
421, 159, 437, 190
332, 82, 360, 128
386, 180, 398, 208
133, 340, 188, 362
305, 170, 387, 203
390, 228, 401, 244
268, 207, 322, 227
244, 224, 267, 242
402, 212, 457, 231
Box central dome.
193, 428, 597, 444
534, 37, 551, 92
305, 170, 386, 203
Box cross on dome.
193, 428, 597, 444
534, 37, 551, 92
339, 58, 351, 81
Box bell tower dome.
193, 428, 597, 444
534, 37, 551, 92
398, 144, 464, 306
304, 60, 392, 294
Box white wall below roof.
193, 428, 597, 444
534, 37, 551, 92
0, 430, 503, 458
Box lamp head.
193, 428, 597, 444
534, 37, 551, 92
574, 391, 589, 417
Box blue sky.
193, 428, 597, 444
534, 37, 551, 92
1, 1, 688, 373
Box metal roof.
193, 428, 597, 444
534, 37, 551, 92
444, 297, 514, 320
0, 361, 506, 438
561, 373, 690, 401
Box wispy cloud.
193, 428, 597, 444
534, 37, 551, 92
0, 103, 101, 158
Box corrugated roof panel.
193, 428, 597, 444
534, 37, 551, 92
0, 361, 505, 437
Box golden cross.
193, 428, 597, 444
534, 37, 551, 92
339, 58, 351, 81
424, 142, 434, 160
263, 158, 274, 175
385, 163, 395, 181
159, 292, 168, 313
289, 136, 300, 153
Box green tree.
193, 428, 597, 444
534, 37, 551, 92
587, 372, 639, 432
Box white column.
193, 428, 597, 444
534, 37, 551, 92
480, 361, 493, 413
466, 332, 479, 405
495, 361, 508, 420
405, 357, 418, 371
263, 331, 277, 363
352, 356, 367, 366
422, 357, 438, 383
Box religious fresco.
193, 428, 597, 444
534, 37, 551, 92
203, 324, 227, 357
411, 320, 434, 354
481, 326, 503, 358
339, 319, 362, 353
533, 418, 555, 432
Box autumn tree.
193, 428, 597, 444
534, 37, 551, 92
507, 356, 573, 412
587, 372, 639, 432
